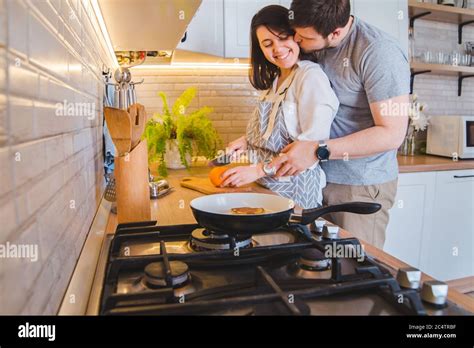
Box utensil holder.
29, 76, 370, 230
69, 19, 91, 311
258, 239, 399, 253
115, 139, 151, 224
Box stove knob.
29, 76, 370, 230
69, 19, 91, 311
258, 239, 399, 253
396, 267, 421, 289
313, 219, 326, 233
421, 280, 448, 306
323, 225, 339, 239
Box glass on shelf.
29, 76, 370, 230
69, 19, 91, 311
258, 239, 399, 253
417, 49, 473, 67
421, 51, 434, 63
451, 51, 461, 66
435, 51, 449, 64
462, 54, 472, 66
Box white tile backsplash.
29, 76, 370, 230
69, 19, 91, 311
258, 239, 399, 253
8, 57, 39, 99
0, 47, 5, 90
9, 96, 34, 143
0, 194, 16, 239
29, 10, 69, 79
28, 0, 60, 33
0, 0, 5, 46
7, 0, 28, 56
0, 0, 115, 314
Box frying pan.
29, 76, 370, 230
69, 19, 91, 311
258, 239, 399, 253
190, 193, 381, 236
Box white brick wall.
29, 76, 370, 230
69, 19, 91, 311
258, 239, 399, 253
0, 0, 115, 314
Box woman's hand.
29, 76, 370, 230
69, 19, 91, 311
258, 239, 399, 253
220, 164, 265, 188
227, 136, 248, 160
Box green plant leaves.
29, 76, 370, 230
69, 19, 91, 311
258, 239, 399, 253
142, 87, 223, 177
172, 87, 196, 117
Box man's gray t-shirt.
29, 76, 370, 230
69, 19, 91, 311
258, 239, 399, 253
317, 16, 410, 186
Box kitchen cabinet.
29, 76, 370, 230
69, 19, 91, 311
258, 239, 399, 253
384, 172, 436, 269
223, 0, 290, 58
178, 0, 286, 58
384, 169, 474, 281
424, 170, 474, 281
177, 0, 225, 57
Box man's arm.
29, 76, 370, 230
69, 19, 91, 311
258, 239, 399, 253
270, 95, 409, 177
326, 94, 409, 159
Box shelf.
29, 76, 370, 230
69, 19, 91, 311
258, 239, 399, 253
410, 61, 474, 96
411, 61, 474, 75
408, 0, 474, 43
409, 0, 474, 24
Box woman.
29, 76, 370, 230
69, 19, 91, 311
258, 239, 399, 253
219, 5, 339, 209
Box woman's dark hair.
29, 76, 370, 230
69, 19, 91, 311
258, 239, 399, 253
249, 5, 295, 90
290, 0, 351, 38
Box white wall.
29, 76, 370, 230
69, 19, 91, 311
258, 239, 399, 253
0, 0, 115, 314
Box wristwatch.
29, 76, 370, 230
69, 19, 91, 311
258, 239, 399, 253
262, 160, 277, 176
316, 141, 330, 162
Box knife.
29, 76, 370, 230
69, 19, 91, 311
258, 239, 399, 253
209, 153, 233, 167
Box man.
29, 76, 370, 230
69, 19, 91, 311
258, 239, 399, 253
270, 0, 410, 248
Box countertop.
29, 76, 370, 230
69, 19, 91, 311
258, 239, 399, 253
398, 154, 474, 173
104, 166, 474, 313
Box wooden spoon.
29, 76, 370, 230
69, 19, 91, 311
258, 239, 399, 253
128, 103, 147, 150
104, 107, 132, 156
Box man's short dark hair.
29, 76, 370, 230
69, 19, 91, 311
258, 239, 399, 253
290, 0, 351, 38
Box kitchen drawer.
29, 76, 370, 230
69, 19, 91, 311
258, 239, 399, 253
435, 169, 474, 184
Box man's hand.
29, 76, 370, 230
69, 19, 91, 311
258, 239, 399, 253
269, 141, 319, 177
220, 164, 265, 188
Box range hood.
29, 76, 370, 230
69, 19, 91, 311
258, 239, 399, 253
97, 0, 202, 52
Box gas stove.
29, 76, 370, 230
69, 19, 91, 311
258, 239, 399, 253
86, 220, 471, 316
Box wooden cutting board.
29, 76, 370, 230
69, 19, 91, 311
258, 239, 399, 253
180, 176, 266, 195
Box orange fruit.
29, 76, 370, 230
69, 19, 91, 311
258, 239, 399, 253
209, 166, 229, 187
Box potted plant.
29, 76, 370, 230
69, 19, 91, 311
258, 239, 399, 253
144, 87, 222, 176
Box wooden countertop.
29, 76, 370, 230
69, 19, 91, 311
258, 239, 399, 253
398, 154, 474, 173
104, 165, 474, 313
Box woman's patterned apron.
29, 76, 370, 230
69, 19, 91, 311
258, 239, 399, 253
246, 68, 323, 209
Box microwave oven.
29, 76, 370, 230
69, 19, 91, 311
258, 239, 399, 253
426, 115, 474, 159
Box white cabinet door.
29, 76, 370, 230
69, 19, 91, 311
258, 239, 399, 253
384, 172, 436, 268
353, 0, 408, 54
224, 0, 277, 58
421, 170, 474, 281
177, 0, 225, 57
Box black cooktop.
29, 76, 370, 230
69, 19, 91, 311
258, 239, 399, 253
97, 221, 470, 316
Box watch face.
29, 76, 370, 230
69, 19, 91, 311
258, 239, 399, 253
317, 147, 330, 161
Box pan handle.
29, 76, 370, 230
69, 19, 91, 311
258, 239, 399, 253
291, 202, 382, 225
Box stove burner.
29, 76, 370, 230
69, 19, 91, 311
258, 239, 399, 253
288, 248, 332, 280
189, 229, 253, 251
144, 261, 190, 288
298, 249, 331, 271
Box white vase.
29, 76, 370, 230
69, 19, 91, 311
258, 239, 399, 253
164, 139, 191, 169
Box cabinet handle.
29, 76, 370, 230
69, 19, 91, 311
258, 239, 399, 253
453, 175, 474, 179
